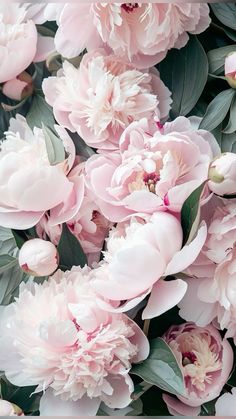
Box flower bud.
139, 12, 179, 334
225, 52, 236, 89
2, 71, 34, 101
0, 400, 23, 416
19, 238, 59, 277
208, 153, 236, 196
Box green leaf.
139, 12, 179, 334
11, 229, 28, 249
211, 4, 236, 30
42, 124, 65, 165
199, 89, 235, 132
58, 224, 87, 270
0, 255, 17, 274
223, 94, 236, 134
208, 45, 236, 75
201, 399, 216, 416
131, 338, 185, 397
159, 36, 208, 118
26, 94, 55, 130
181, 182, 206, 246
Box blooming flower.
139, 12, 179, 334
0, 400, 23, 416
215, 387, 236, 416
85, 117, 219, 222
225, 51, 236, 89
91, 212, 207, 319
0, 115, 83, 229
162, 322, 233, 415
0, 266, 149, 416
43, 49, 171, 150
46, 3, 210, 68
179, 198, 236, 342
19, 238, 59, 277
208, 153, 236, 196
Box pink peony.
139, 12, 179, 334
162, 323, 233, 415
215, 387, 236, 416
0, 3, 37, 83
0, 400, 23, 416
91, 212, 207, 319
19, 238, 59, 277
0, 116, 84, 230
85, 117, 219, 222
48, 3, 210, 68
179, 199, 236, 342
0, 266, 149, 416
225, 51, 236, 89
2, 72, 34, 101
208, 152, 236, 196
43, 49, 171, 150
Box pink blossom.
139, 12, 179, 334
208, 153, 236, 196
215, 387, 236, 416
0, 266, 149, 416
49, 3, 210, 68
91, 212, 207, 319
225, 52, 236, 89
19, 238, 58, 277
0, 115, 83, 229
85, 117, 219, 222
162, 323, 233, 415
0, 400, 23, 416
179, 199, 236, 342
2, 71, 33, 101
43, 49, 171, 150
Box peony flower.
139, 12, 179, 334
0, 115, 84, 230
43, 49, 171, 150
162, 322, 233, 415
2, 72, 34, 101
225, 51, 236, 89
179, 199, 236, 342
0, 400, 23, 416
91, 212, 207, 319
208, 153, 236, 196
47, 3, 210, 68
19, 238, 59, 277
85, 117, 220, 222
0, 266, 149, 416
215, 387, 236, 416
0, 3, 37, 83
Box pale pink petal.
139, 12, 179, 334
163, 394, 201, 416
34, 34, 55, 63
102, 375, 133, 409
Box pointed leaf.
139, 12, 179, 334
42, 123, 65, 165
223, 94, 236, 134
58, 224, 87, 270
0, 255, 17, 274
211, 4, 236, 30
181, 182, 206, 245
199, 89, 235, 132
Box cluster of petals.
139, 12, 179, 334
179, 198, 236, 342
0, 266, 149, 416
91, 212, 207, 319
85, 116, 219, 222
41, 3, 210, 68
43, 49, 171, 149
162, 322, 233, 415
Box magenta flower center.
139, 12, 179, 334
143, 172, 160, 193
121, 3, 139, 13
182, 351, 197, 366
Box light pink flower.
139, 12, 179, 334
208, 153, 236, 196
0, 400, 23, 416
0, 115, 83, 230
85, 117, 219, 222
215, 387, 236, 416
225, 51, 236, 89
0, 3, 37, 83
49, 3, 210, 68
0, 266, 149, 416
92, 212, 207, 319
19, 238, 59, 277
162, 323, 233, 415
2, 71, 33, 101
43, 49, 171, 150
179, 199, 236, 342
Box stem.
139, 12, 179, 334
143, 319, 150, 336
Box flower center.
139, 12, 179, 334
182, 351, 197, 366
143, 172, 160, 193
121, 3, 139, 13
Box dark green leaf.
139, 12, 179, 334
11, 230, 28, 249
58, 224, 87, 270
42, 124, 65, 165
26, 94, 55, 130
201, 398, 216, 416
131, 338, 185, 397
211, 4, 236, 30
208, 45, 236, 75
0, 255, 17, 274
223, 94, 236, 134
200, 89, 235, 132
159, 36, 208, 118
181, 182, 206, 245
